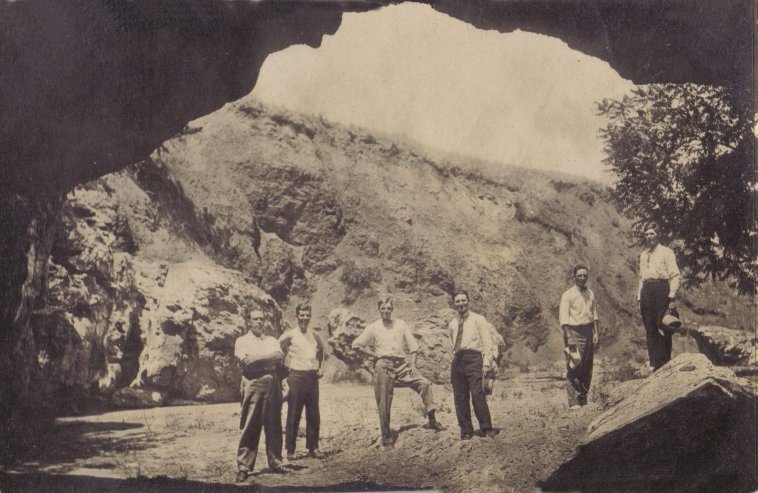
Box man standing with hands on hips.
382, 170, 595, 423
637, 224, 681, 371
352, 296, 444, 449
278, 304, 326, 461
448, 289, 497, 440
559, 265, 598, 409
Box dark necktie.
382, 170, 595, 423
454, 318, 465, 352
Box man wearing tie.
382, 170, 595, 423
637, 225, 681, 371
559, 265, 598, 408
448, 289, 497, 440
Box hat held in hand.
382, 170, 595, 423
563, 347, 581, 369
658, 309, 682, 336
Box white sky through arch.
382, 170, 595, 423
250, 3, 635, 184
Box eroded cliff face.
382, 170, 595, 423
0, 0, 752, 458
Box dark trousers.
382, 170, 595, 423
237, 374, 283, 472
285, 369, 320, 454
563, 323, 595, 406
640, 280, 672, 370
374, 359, 435, 442
451, 350, 492, 435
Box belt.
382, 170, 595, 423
643, 279, 669, 284
454, 349, 482, 358
289, 368, 319, 375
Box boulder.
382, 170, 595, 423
134, 259, 281, 403
542, 353, 756, 492
686, 325, 755, 366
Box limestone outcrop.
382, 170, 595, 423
685, 325, 755, 366
542, 353, 756, 492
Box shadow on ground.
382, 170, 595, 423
0, 472, 417, 492
3, 420, 151, 471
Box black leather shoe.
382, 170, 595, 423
460, 433, 473, 440
235, 471, 249, 483
482, 429, 497, 438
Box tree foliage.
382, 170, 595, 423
596, 84, 754, 294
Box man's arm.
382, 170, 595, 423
404, 322, 420, 368
559, 292, 572, 346
241, 350, 282, 368
480, 318, 496, 371
351, 326, 379, 360
592, 291, 599, 345
278, 330, 293, 354
315, 332, 325, 378
666, 248, 681, 307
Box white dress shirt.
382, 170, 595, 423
448, 311, 497, 366
638, 243, 681, 300
351, 319, 419, 359
559, 285, 598, 326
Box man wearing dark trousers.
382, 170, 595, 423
278, 304, 325, 461
448, 290, 497, 440
352, 296, 444, 448
637, 225, 680, 371
234, 309, 286, 483
559, 265, 599, 409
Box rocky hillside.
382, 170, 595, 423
34, 99, 753, 412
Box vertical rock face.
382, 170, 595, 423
0, 192, 65, 457
20, 170, 284, 413
542, 353, 756, 492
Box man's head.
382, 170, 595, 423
643, 224, 659, 248
573, 265, 589, 290
248, 309, 266, 337
295, 304, 311, 331
452, 289, 469, 316
377, 296, 393, 322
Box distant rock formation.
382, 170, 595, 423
542, 353, 756, 492
685, 325, 755, 366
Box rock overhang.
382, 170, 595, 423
0, 0, 751, 196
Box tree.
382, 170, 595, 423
596, 84, 754, 294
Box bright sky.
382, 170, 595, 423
250, 3, 635, 184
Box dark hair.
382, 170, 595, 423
573, 264, 589, 276
377, 295, 393, 309
295, 304, 312, 315
643, 223, 659, 234
451, 289, 469, 301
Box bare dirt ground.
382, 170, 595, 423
1, 372, 605, 492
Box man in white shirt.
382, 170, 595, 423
278, 304, 325, 460
352, 296, 443, 448
637, 225, 681, 370
234, 309, 286, 483
559, 265, 599, 409
448, 290, 496, 440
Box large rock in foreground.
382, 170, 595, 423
542, 353, 756, 492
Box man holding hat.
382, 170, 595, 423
448, 289, 497, 439
637, 225, 681, 371
559, 265, 598, 409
